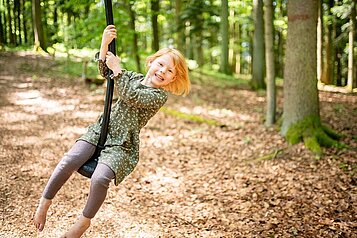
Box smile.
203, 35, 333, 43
155, 73, 164, 81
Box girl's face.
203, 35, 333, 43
146, 54, 176, 88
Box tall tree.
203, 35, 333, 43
317, 0, 323, 81
175, 0, 184, 52
347, 0, 356, 90
7, 0, 16, 45
151, 0, 159, 51
219, 0, 230, 74
32, 0, 46, 51
321, 0, 335, 85
0, 0, 5, 45
264, 0, 276, 126
126, 0, 141, 72
251, 0, 265, 89
282, 0, 340, 156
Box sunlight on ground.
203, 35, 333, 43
12, 90, 75, 115
3, 111, 38, 122
147, 135, 174, 148
179, 105, 254, 121
141, 167, 182, 194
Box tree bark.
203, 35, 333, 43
251, 0, 265, 90
127, 1, 141, 72
282, 0, 319, 135
347, 0, 356, 90
317, 0, 323, 81
282, 0, 340, 156
220, 0, 230, 74
0, 0, 5, 45
32, 0, 46, 51
264, 0, 276, 126
175, 0, 184, 52
151, 0, 159, 51
321, 0, 335, 85
7, 0, 16, 45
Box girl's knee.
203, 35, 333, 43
90, 173, 111, 189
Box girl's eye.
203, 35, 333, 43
158, 63, 163, 66
168, 69, 173, 73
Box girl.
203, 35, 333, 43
33, 25, 190, 238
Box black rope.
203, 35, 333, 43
78, 0, 116, 178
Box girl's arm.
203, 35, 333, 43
98, 25, 122, 77
99, 25, 116, 60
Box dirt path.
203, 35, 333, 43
0, 52, 356, 238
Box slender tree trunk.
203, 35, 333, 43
195, 30, 204, 66
175, 0, 184, 52
219, 0, 230, 74
0, 0, 5, 45
264, 0, 276, 126
7, 0, 16, 45
321, 0, 335, 85
317, 0, 323, 81
21, 0, 28, 44
32, 0, 46, 51
151, 0, 159, 51
127, 1, 141, 72
347, 0, 356, 90
14, 0, 21, 45
251, 0, 265, 89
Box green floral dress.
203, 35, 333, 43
79, 60, 168, 185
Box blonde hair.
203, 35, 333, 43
146, 48, 190, 96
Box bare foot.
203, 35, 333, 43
60, 215, 91, 238
33, 197, 52, 232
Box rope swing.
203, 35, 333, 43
78, 0, 116, 178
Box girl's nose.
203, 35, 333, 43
160, 67, 167, 73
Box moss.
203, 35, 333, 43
321, 123, 343, 140
286, 116, 320, 145
160, 107, 222, 126
303, 136, 322, 157
285, 115, 343, 156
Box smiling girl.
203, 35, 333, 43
33, 25, 190, 237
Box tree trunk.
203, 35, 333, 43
0, 0, 5, 45
219, 0, 230, 74
175, 0, 184, 52
282, 0, 340, 156
151, 0, 159, 51
264, 0, 276, 126
7, 0, 16, 45
251, 0, 265, 90
32, 0, 46, 51
347, 0, 356, 91
14, 0, 21, 45
321, 0, 335, 85
21, 0, 28, 44
127, 1, 141, 72
317, 0, 323, 81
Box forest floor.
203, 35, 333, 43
0, 51, 356, 238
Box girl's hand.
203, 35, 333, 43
101, 25, 117, 46
106, 52, 122, 76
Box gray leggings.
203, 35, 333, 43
42, 140, 115, 219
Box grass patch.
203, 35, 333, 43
160, 106, 222, 126
190, 67, 250, 89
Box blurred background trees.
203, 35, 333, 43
0, 0, 355, 90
